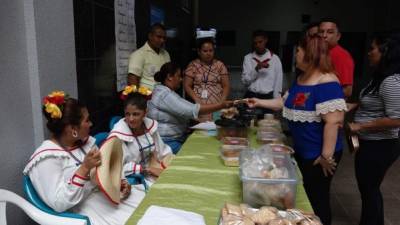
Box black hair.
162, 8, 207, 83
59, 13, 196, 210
362, 32, 400, 96
43, 98, 86, 138
319, 17, 340, 31
123, 92, 148, 111
196, 37, 215, 50
148, 23, 166, 34
252, 30, 268, 39
306, 22, 319, 31
154, 62, 181, 84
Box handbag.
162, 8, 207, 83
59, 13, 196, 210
344, 123, 360, 154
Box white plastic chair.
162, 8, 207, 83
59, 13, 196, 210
0, 189, 87, 225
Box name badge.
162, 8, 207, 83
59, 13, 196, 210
201, 89, 208, 99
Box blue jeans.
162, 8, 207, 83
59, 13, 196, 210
162, 138, 184, 154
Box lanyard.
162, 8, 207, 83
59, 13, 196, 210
202, 64, 213, 84
66, 147, 87, 166
54, 138, 87, 166
133, 131, 153, 167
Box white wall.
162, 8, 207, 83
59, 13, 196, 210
0, 0, 76, 224
198, 0, 378, 66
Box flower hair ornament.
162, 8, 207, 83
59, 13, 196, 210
120, 85, 152, 100
43, 91, 68, 119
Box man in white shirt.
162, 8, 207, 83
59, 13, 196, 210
241, 30, 283, 117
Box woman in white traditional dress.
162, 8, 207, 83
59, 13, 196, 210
109, 86, 173, 184
23, 91, 143, 225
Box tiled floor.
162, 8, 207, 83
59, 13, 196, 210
330, 149, 400, 225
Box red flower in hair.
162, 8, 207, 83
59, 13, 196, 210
293, 92, 310, 107
42, 91, 67, 119
120, 93, 128, 101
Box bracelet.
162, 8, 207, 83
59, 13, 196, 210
321, 155, 333, 161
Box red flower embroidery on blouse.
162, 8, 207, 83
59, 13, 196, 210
293, 92, 310, 107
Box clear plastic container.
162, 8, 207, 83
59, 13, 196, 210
220, 145, 249, 158
259, 144, 295, 155
220, 137, 250, 146
239, 150, 298, 209
264, 113, 275, 120
256, 131, 286, 144
220, 155, 239, 167
257, 116, 281, 128
257, 126, 282, 134
217, 126, 248, 140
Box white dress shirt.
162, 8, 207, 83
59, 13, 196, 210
241, 49, 283, 97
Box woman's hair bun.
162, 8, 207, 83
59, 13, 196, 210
154, 71, 162, 82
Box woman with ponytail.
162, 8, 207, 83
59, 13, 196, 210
148, 62, 233, 154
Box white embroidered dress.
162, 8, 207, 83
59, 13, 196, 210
23, 137, 144, 225
108, 117, 173, 181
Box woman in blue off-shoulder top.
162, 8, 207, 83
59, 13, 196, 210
247, 36, 347, 225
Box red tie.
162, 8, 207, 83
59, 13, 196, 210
252, 57, 270, 68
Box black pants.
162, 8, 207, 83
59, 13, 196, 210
295, 151, 343, 225
244, 90, 274, 119
355, 138, 400, 225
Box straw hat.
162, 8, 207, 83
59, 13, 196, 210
94, 137, 123, 204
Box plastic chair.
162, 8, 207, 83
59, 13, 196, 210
93, 132, 108, 146
0, 188, 87, 225
109, 116, 122, 130
125, 173, 148, 192
23, 176, 91, 225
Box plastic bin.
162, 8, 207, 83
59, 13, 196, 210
219, 145, 250, 167
217, 126, 248, 140
220, 145, 249, 158
259, 144, 295, 155
220, 155, 239, 167
220, 137, 250, 146
239, 150, 298, 209
256, 130, 286, 144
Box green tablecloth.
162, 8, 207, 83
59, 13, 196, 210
125, 131, 312, 225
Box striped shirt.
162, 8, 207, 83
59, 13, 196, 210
355, 74, 400, 140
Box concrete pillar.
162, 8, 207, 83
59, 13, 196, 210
0, 0, 77, 224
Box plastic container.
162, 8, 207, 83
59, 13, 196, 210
217, 126, 248, 140
257, 114, 282, 131
220, 145, 250, 167
220, 145, 249, 158
260, 144, 295, 155
220, 137, 250, 146
256, 131, 286, 144
220, 155, 239, 167
239, 150, 298, 209
264, 113, 275, 120
257, 119, 282, 130
257, 126, 282, 134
